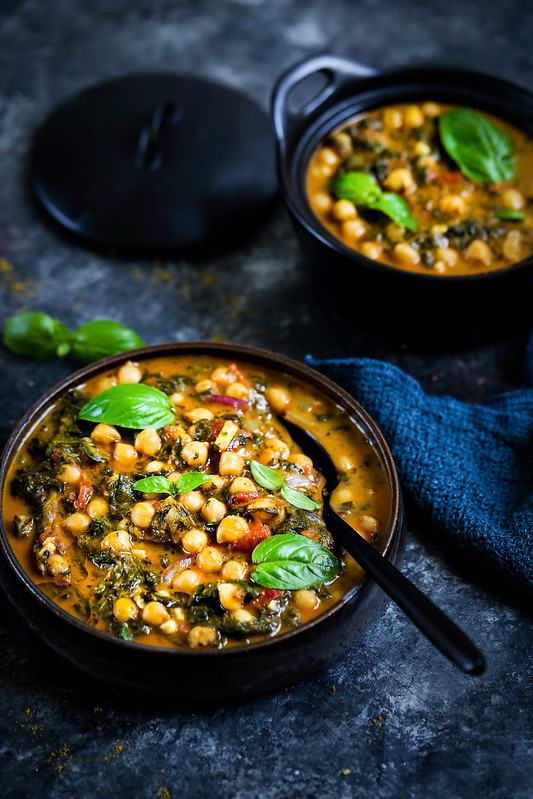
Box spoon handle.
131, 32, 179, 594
325, 508, 486, 675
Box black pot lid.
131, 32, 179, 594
31, 74, 278, 251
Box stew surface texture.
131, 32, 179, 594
306, 102, 533, 275
3, 356, 390, 649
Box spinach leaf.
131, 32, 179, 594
3, 312, 71, 359
438, 109, 515, 184
79, 383, 175, 429
331, 171, 417, 232
72, 320, 145, 363
250, 461, 320, 510
494, 208, 526, 220
251, 533, 343, 589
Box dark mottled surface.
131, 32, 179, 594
0, 1, 532, 797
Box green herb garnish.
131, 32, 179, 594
250, 460, 320, 511
251, 533, 343, 589
330, 171, 418, 232
3, 312, 144, 363
494, 208, 526, 220
78, 384, 175, 429
439, 109, 515, 184
134, 472, 212, 497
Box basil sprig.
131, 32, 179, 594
3, 312, 145, 363
494, 208, 526, 221
250, 461, 320, 511
251, 533, 343, 589
134, 472, 212, 497
330, 171, 418, 232
79, 384, 175, 429
439, 109, 515, 184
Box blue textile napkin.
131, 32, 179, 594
306, 342, 533, 595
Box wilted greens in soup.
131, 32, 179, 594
306, 102, 533, 276
3, 356, 390, 649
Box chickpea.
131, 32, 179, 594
313, 192, 334, 213
160, 620, 179, 635
413, 141, 431, 157
142, 601, 170, 627
201, 475, 226, 492
502, 230, 522, 261
211, 367, 235, 387
288, 453, 314, 470
360, 241, 383, 261
181, 529, 208, 553
194, 379, 214, 394
383, 108, 403, 129
384, 168, 415, 193
64, 512, 91, 534
341, 219, 367, 240
113, 442, 138, 469
435, 247, 458, 267
293, 589, 319, 612
265, 386, 291, 413
358, 515, 381, 534
181, 441, 208, 467
113, 597, 138, 623
188, 626, 217, 647
130, 501, 155, 528
171, 391, 184, 404
433, 261, 447, 274
96, 376, 117, 392
201, 498, 227, 523
464, 239, 492, 266
331, 131, 353, 156
422, 102, 441, 117
218, 583, 245, 611
117, 361, 142, 384
229, 477, 256, 494
501, 188, 525, 211
331, 487, 355, 506
331, 199, 357, 222
394, 242, 421, 266
87, 497, 109, 518
185, 408, 214, 423
196, 546, 224, 573
440, 195, 466, 217
247, 497, 280, 523
145, 460, 165, 473
226, 382, 249, 400
134, 428, 161, 456
60, 464, 81, 484
318, 146, 340, 166
91, 423, 121, 445
172, 568, 202, 594
216, 515, 249, 544
219, 451, 244, 477
101, 530, 132, 552
268, 437, 290, 460
232, 609, 256, 624
47, 554, 70, 577
404, 105, 425, 128
180, 490, 205, 512
220, 560, 248, 580
257, 448, 278, 467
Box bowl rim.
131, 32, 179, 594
274, 57, 533, 285
0, 340, 403, 658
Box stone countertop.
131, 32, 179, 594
0, 1, 531, 797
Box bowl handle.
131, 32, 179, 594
271, 54, 377, 155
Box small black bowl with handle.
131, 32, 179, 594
271, 54, 533, 347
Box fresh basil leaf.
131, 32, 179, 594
3, 312, 71, 359
280, 485, 320, 511
331, 171, 381, 206
176, 472, 212, 494
250, 460, 285, 491
373, 192, 418, 232
72, 320, 145, 364
439, 109, 515, 184
251, 533, 343, 589
494, 208, 526, 220
79, 383, 175, 429
134, 476, 176, 496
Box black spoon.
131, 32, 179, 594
280, 415, 486, 675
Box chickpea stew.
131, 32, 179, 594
3, 356, 390, 650
306, 102, 533, 276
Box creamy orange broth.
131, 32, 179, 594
3, 355, 390, 649
306, 102, 533, 276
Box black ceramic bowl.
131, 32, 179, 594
272, 54, 533, 346
0, 342, 405, 700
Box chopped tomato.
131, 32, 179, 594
229, 363, 251, 388
228, 491, 260, 508
231, 520, 271, 552
208, 419, 225, 442
249, 588, 283, 610
435, 171, 462, 184
52, 448, 62, 466
75, 480, 93, 510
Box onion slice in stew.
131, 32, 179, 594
205, 395, 248, 409
161, 556, 193, 584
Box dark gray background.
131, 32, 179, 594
0, 1, 531, 797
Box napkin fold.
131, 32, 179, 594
306, 343, 533, 595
